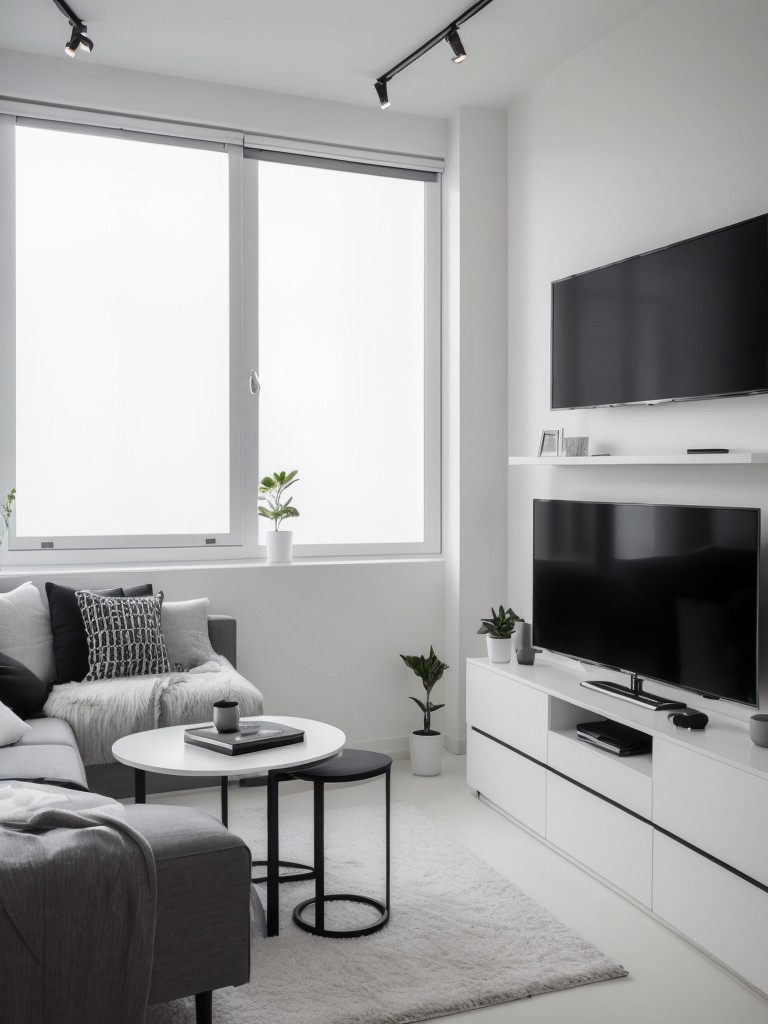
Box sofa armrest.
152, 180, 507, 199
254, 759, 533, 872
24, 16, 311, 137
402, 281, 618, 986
122, 804, 252, 1005
207, 614, 237, 668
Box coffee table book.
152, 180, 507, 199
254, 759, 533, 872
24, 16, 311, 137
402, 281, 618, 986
184, 720, 305, 755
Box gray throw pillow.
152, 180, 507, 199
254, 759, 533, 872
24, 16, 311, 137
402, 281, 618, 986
161, 598, 219, 671
0, 583, 56, 682
0, 700, 31, 747
77, 591, 170, 680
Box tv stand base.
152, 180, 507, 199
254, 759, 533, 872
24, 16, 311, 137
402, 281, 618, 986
580, 678, 687, 710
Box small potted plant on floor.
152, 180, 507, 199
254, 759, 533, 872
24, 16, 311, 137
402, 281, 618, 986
400, 646, 448, 776
478, 605, 521, 663
258, 470, 300, 563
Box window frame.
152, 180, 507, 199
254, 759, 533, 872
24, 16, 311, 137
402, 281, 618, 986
4, 117, 245, 556
0, 106, 442, 565
244, 148, 442, 560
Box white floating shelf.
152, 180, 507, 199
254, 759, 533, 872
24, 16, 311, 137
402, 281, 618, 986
508, 453, 768, 466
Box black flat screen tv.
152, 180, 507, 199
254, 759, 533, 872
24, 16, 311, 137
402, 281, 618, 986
551, 213, 768, 409
532, 499, 760, 707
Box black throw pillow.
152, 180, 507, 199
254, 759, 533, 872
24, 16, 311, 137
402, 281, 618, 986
45, 582, 154, 683
0, 651, 49, 717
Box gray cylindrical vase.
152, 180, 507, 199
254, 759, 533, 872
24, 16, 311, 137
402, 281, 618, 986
749, 714, 768, 747
515, 621, 536, 666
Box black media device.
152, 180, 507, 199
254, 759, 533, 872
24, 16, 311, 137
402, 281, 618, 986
532, 499, 760, 710
551, 213, 768, 409
668, 709, 709, 730
577, 719, 652, 755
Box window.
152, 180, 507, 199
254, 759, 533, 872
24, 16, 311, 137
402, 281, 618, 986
255, 157, 440, 552
12, 122, 238, 548
2, 112, 440, 560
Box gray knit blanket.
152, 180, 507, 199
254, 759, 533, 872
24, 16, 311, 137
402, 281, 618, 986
0, 798, 157, 1024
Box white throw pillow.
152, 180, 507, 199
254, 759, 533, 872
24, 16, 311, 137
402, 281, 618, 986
0, 701, 31, 747
161, 598, 220, 671
0, 582, 56, 682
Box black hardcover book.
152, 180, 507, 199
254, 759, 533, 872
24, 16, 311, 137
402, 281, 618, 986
576, 719, 652, 756
184, 720, 305, 755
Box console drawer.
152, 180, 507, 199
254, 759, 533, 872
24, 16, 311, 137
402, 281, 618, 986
654, 740, 768, 888
654, 832, 768, 994
466, 662, 548, 761
547, 730, 652, 818
546, 773, 652, 907
467, 727, 546, 836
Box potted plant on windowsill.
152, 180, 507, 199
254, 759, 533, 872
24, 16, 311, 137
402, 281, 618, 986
0, 488, 16, 566
478, 605, 521, 663
400, 646, 448, 776
258, 470, 299, 563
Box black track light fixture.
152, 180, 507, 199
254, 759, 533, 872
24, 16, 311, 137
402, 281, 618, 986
51, 0, 94, 59
373, 0, 494, 109
374, 80, 391, 110
446, 27, 467, 63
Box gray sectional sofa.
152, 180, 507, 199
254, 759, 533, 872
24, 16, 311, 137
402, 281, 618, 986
0, 613, 240, 795
0, 610, 256, 1023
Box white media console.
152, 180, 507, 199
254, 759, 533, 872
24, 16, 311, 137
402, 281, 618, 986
466, 655, 768, 996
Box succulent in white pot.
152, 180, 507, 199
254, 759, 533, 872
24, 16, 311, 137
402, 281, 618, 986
258, 470, 299, 563
477, 605, 521, 663
400, 646, 448, 776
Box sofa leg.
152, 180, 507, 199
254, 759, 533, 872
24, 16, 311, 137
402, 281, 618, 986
195, 990, 212, 1024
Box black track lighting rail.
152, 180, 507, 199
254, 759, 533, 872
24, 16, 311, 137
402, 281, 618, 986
374, 0, 495, 108
52, 0, 85, 32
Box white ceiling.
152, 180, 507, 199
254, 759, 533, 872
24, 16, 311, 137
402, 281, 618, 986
1, 0, 657, 118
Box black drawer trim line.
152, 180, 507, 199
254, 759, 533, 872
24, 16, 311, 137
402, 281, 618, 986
470, 725, 768, 897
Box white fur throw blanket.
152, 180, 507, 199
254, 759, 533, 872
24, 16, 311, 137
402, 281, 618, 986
44, 661, 264, 765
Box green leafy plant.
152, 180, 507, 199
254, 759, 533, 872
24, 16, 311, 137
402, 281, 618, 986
258, 470, 300, 531
400, 646, 448, 735
0, 487, 16, 544
477, 605, 521, 639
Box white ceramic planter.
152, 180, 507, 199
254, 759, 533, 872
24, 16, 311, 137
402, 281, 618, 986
409, 732, 443, 776
486, 636, 513, 663
265, 530, 293, 564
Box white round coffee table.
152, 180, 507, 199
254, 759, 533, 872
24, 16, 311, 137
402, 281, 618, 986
113, 716, 346, 935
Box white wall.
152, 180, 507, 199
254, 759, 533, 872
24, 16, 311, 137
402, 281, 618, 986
444, 108, 509, 751
0, 48, 448, 158
1, 561, 444, 753
508, 0, 768, 719
0, 50, 450, 753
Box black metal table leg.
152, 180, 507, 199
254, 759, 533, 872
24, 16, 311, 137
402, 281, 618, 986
135, 768, 146, 804
220, 776, 229, 828
385, 765, 391, 914
314, 779, 325, 931
267, 769, 280, 936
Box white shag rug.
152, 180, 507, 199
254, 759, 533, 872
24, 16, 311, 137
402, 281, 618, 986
147, 802, 627, 1024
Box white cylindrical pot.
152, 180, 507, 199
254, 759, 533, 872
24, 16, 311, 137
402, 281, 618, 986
486, 636, 513, 663
409, 732, 443, 776
266, 530, 293, 564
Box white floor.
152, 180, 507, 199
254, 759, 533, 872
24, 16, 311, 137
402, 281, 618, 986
143, 752, 768, 1024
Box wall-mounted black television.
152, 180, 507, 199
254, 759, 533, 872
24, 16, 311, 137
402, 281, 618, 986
532, 499, 760, 709
551, 213, 768, 409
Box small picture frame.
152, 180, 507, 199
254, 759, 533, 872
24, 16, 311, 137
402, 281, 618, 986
538, 429, 562, 457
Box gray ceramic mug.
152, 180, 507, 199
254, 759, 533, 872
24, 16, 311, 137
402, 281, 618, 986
213, 700, 240, 733
749, 714, 768, 747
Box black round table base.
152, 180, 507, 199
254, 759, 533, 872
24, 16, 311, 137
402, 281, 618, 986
293, 894, 389, 938
251, 858, 314, 885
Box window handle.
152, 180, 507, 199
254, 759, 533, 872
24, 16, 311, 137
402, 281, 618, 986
249, 369, 261, 395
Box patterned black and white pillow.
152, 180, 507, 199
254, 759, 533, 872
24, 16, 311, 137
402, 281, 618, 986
76, 590, 170, 680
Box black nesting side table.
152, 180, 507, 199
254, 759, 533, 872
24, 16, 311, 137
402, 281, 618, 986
287, 748, 392, 938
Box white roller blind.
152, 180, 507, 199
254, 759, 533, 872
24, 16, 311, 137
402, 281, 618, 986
15, 124, 231, 540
